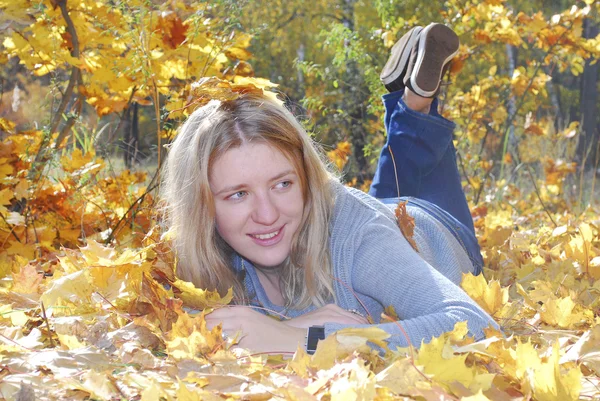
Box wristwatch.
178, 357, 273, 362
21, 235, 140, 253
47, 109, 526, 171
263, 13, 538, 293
306, 325, 325, 355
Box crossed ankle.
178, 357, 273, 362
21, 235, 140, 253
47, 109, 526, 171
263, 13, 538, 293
402, 89, 433, 114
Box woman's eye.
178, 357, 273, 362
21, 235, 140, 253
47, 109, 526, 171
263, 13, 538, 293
229, 191, 247, 200
276, 181, 291, 189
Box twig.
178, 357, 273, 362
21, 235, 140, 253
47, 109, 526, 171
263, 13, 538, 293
387, 145, 401, 198
0, 213, 22, 243
243, 351, 295, 357
93, 292, 133, 322
219, 303, 290, 320
381, 312, 431, 383
104, 183, 159, 244
53, 92, 83, 150
525, 165, 557, 227
455, 150, 476, 194
329, 275, 374, 323
581, 224, 590, 277
0, 332, 34, 351
40, 302, 55, 348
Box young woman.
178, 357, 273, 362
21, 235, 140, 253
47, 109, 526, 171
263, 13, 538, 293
162, 23, 497, 354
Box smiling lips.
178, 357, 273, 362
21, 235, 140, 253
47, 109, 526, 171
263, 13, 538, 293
252, 230, 279, 240
248, 226, 285, 246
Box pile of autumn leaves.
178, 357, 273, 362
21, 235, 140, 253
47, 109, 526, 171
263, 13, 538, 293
1, 139, 600, 400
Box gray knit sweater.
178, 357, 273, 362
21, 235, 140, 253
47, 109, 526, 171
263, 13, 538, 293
235, 181, 498, 349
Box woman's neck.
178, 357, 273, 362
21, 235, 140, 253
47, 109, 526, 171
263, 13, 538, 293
254, 265, 285, 307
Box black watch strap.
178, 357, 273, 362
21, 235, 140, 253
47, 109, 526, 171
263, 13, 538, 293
306, 326, 325, 355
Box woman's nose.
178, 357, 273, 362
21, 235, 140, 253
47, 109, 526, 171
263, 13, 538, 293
252, 193, 279, 225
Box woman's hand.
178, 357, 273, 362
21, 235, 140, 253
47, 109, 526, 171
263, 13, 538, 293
205, 306, 305, 354
283, 304, 369, 329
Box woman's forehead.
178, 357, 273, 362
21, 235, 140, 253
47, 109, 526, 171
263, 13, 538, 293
209, 142, 298, 187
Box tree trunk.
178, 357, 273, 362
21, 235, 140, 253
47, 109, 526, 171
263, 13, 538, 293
577, 18, 599, 170
123, 103, 139, 168
341, 0, 369, 180
546, 70, 564, 132
505, 43, 518, 156
296, 42, 305, 90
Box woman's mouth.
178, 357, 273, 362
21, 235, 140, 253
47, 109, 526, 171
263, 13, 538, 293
248, 226, 285, 246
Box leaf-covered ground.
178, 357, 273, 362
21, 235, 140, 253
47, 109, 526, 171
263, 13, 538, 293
2, 0, 600, 399
1, 127, 599, 400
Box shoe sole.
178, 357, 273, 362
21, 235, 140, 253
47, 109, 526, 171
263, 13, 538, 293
380, 26, 423, 85
409, 24, 459, 98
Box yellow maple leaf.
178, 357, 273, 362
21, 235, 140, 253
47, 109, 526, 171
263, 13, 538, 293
5, 240, 36, 260
0, 254, 14, 280
483, 209, 513, 247
590, 256, 600, 280
0, 117, 16, 133
171, 279, 233, 310
9, 309, 29, 327
165, 311, 223, 360
139, 381, 166, 401
329, 359, 377, 401
176, 379, 219, 401
540, 296, 588, 329
562, 325, 600, 376
311, 326, 390, 370
13, 179, 29, 199
0, 187, 13, 214
461, 390, 492, 401
375, 358, 431, 394
60, 148, 96, 172
80, 240, 150, 267
416, 336, 479, 391
461, 273, 509, 317
79, 370, 120, 400
57, 333, 87, 350
508, 340, 542, 383
530, 342, 582, 401
40, 270, 94, 308
409, 322, 494, 393
0, 157, 13, 180
287, 345, 312, 377
11, 263, 42, 294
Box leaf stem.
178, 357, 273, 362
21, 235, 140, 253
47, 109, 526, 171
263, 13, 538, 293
40, 302, 55, 348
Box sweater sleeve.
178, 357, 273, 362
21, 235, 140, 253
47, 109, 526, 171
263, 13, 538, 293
325, 213, 498, 349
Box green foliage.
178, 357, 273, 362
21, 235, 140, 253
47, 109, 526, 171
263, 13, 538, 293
243, 0, 600, 205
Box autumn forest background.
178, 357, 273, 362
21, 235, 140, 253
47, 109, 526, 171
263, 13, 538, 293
1, 0, 600, 399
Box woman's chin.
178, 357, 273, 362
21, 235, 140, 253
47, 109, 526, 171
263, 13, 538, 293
248, 255, 288, 269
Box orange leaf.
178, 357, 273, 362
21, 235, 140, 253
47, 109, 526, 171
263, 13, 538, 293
157, 11, 187, 49
395, 201, 418, 252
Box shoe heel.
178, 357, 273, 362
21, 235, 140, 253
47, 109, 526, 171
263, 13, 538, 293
409, 23, 459, 98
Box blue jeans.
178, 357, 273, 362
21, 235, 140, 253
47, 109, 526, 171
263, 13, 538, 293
369, 90, 483, 275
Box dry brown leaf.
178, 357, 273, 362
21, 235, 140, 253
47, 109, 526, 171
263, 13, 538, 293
395, 200, 419, 252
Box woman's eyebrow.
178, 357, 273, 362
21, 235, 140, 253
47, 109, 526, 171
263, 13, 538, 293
214, 184, 246, 196
214, 170, 296, 196
269, 169, 296, 182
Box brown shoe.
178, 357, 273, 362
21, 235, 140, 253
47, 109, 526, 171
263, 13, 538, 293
404, 23, 459, 98
380, 26, 423, 93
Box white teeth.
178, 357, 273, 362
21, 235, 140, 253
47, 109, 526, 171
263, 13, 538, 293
253, 230, 279, 240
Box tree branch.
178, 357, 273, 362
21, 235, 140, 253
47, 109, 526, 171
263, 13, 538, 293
49, 0, 81, 135
30, 0, 82, 177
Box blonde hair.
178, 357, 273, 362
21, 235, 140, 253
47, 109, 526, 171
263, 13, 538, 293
161, 93, 337, 309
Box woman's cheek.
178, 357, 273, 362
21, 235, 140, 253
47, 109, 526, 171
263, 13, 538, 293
217, 201, 250, 230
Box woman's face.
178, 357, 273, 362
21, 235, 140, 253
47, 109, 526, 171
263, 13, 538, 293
209, 142, 305, 268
